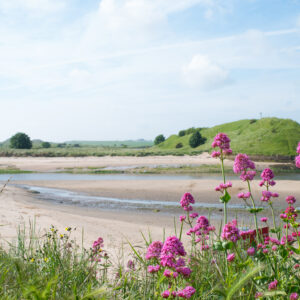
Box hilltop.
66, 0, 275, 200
155, 118, 300, 156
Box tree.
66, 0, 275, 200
41, 142, 51, 148
189, 131, 206, 148
154, 134, 165, 145
178, 130, 186, 137
10, 132, 32, 149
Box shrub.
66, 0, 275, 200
189, 131, 206, 148
178, 130, 186, 137
176, 142, 183, 148
10, 132, 32, 149
41, 142, 51, 148
154, 134, 165, 145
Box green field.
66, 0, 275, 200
156, 118, 300, 156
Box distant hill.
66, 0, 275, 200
65, 140, 153, 148
156, 118, 300, 156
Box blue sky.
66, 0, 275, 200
0, 0, 300, 142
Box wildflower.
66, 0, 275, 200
30, 258, 35, 263
247, 247, 255, 256
294, 264, 300, 269
190, 212, 198, 219
263, 249, 268, 254
260, 217, 268, 222
212, 133, 231, 151
215, 182, 232, 192
44, 257, 49, 262
127, 260, 135, 270
145, 241, 163, 260
176, 267, 192, 277
268, 279, 278, 290
238, 192, 251, 199
163, 269, 178, 278
180, 193, 195, 211
161, 290, 171, 298
65, 227, 71, 231
211, 151, 221, 158
222, 220, 241, 243
290, 293, 299, 300
160, 236, 186, 268
296, 155, 300, 168
148, 265, 160, 273
255, 292, 263, 298
286, 195, 296, 205
271, 245, 277, 251
179, 215, 186, 222
60, 234, 64, 239
177, 286, 196, 299
233, 153, 255, 176
227, 253, 235, 262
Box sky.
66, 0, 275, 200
0, 0, 300, 142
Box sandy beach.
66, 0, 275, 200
0, 153, 284, 172
0, 155, 299, 260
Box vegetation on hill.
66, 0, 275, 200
156, 118, 300, 156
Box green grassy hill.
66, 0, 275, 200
65, 139, 153, 148
156, 118, 300, 156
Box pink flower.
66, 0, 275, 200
247, 247, 255, 256
268, 279, 278, 290
211, 151, 221, 158
290, 293, 299, 300
160, 236, 186, 268
176, 267, 192, 277
190, 212, 198, 219
148, 264, 160, 273
255, 292, 263, 298
233, 153, 255, 174
212, 133, 231, 151
180, 193, 195, 211
145, 241, 163, 260
260, 217, 268, 222
286, 195, 296, 205
177, 286, 196, 299
227, 253, 235, 262
161, 290, 176, 298
179, 215, 186, 222
222, 220, 241, 243
261, 168, 274, 181
272, 245, 277, 251
296, 155, 300, 168
238, 192, 251, 199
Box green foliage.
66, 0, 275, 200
41, 142, 51, 148
175, 142, 183, 148
10, 132, 32, 149
178, 130, 186, 137
156, 117, 300, 156
189, 131, 206, 148
154, 134, 165, 145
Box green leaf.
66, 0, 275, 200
222, 241, 233, 250
220, 190, 231, 204
248, 207, 264, 214
226, 265, 264, 300
263, 290, 287, 297
213, 241, 224, 251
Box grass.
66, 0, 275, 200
156, 117, 300, 157
0, 168, 33, 174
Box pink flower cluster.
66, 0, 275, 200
221, 220, 241, 243
237, 192, 251, 199
296, 142, 300, 168
233, 153, 256, 181
160, 236, 186, 268
162, 286, 196, 299
259, 168, 276, 187
286, 195, 296, 205
92, 237, 105, 262
145, 241, 163, 260
215, 181, 232, 192
268, 279, 278, 290
290, 293, 299, 300
180, 193, 195, 211
211, 133, 232, 157
260, 190, 279, 202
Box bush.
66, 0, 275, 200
178, 130, 186, 137
154, 134, 165, 145
175, 142, 183, 148
189, 131, 206, 148
10, 132, 32, 149
41, 142, 51, 148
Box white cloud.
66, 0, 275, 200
183, 55, 230, 89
